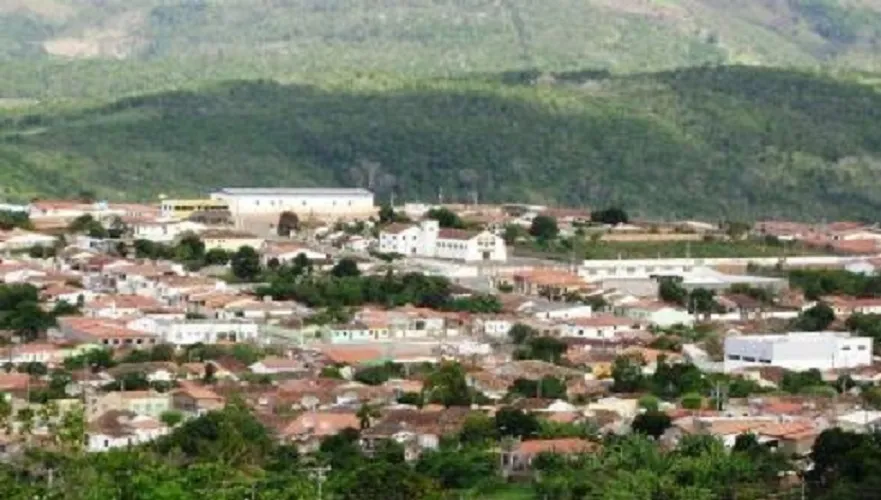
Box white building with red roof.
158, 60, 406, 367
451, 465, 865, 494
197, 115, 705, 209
378, 219, 506, 262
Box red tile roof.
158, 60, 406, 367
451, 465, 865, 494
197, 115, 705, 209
437, 228, 480, 241
382, 223, 416, 235
513, 438, 597, 455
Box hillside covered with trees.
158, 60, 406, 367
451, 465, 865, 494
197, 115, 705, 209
4, 0, 881, 80
2, 66, 881, 219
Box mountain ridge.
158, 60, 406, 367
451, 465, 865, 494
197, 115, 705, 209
3, 0, 881, 77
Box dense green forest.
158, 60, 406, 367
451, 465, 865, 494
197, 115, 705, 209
1, 66, 881, 219
4, 0, 881, 78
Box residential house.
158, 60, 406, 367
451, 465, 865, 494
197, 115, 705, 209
58, 316, 159, 349
472, 315, 516, 339
87, 390, 171, 421
126, 317, 260, 346
28, 200, 94, 221
106, 362, 178, 384
558, 315, 642, 340
501, 438, 597, 475
510, 269, 591, 301
0, 229, 56, 250
83, 294, 165, 319
667, 416, 820, 456
324, 321, 389, 344
281, 411, 360, 453
714, 294, 766, 321
87, 410, 169, 452
824, 296, 881, 317
40, 284, 90, 306
220, 297, 306, 320
523, 301, 594, 321
249, 357, 310, 376
0, 343, 70, 366
261, 243, 328, 266
172, 381, 225, 416
200, 229, 265, 252
360, 407, 474, 461
616, 300, 693, 327
130, 220, 207, 244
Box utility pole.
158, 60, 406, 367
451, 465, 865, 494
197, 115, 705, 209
304, 466, 331, 500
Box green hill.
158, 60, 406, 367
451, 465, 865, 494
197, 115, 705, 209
1, 66, 881, 220
4, 0, 881, 90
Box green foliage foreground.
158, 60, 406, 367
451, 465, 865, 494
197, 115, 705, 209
2, 399, 878, 499
3, 66, 881, 219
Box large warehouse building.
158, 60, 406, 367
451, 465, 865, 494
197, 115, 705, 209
210, 188, 375, 221
724, 332, 872, 372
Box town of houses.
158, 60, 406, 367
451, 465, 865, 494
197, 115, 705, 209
3, 187, 881, 474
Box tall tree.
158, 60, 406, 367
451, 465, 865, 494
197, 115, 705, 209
230, 246, 261, 281
591, 207, 629, 225
529, 215, 559, 242
426, 208, 464, 229
356, 403, 380, 430
276, 211, 300, 237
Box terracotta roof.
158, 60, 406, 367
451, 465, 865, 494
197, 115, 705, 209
57, 316, 157, 341
176, 381, 225, 402
718, 294, 764, 310
513, 438, 597, 455
829, 239, 879, 255
253, 357, 306, 371
201, 229, 261, 239
282, 411, 359, 438
318, 346, 385, 365
513, 269, 586, 288
86, 294, 163, 310
363, 407, 474, 438
568, 315, 638, 327
382, 223, 417, 235
826, 296, 881, 308
437, 228, 480, 241
30, 200, 93, 212
88, 410, 138, 437
0, 373, 31, 391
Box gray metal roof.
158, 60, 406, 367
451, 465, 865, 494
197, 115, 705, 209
214, 187, 373, 196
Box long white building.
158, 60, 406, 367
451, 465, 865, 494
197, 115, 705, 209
210, 187, 375, 219
126, 317, 260, 346
378, 220, 507, 262
578, 256, 861, 282
724, 332, 872, 372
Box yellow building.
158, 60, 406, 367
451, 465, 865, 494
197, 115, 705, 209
159, 199, 229, 220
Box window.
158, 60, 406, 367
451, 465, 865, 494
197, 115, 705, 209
759, 359, 771, 364
842, 346, 852, 351
742, 356, 756, 362
727, 355, 741, 361
859, 345, 868, 351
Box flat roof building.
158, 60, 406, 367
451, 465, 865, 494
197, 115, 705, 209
724, 331, 872, 372
210, 187, 375, 220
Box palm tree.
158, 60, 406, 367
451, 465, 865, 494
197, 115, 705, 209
357, 403, 380, 430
